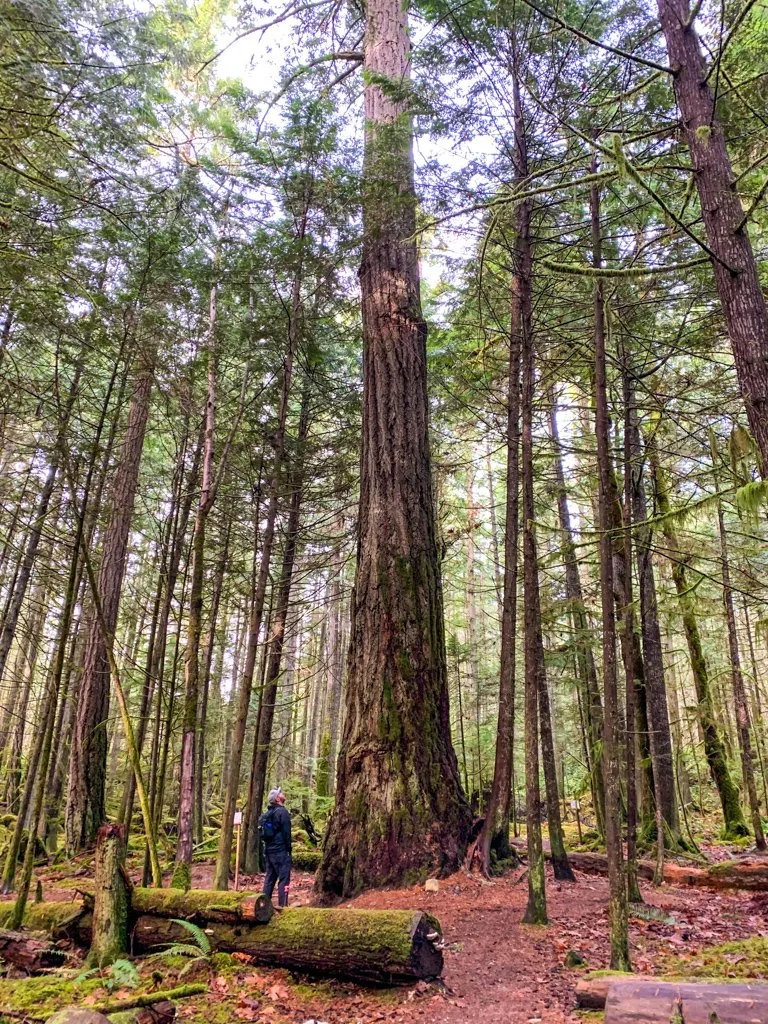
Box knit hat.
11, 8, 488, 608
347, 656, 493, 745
267, 787, 282, 804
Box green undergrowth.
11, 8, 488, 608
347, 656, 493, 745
0, 973, 103, 1019
658, 938, 768, 979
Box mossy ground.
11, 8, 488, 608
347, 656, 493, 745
0, 950, 401, 1024
658, 938, 768, 980
0, 974, 104, 1019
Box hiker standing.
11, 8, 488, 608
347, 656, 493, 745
260, 787, 292, 907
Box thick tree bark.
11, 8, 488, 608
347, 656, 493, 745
66, 357, 153, 851
590, 172, 630, 970
656, 0, 768, 475
652, 450, 747, 838
315, 0, 471, 898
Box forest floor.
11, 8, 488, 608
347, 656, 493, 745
10, 849, 765, 1024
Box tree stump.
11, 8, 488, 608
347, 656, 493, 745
88, 823, 130, 967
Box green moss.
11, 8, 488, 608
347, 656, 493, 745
170, 862, 192, 891
658, 938, 768, 979
131, 887, 266, 919
0, 975, 103, 1017
0, 899, 89, 933
152, 908, 442, 983
293, 848, 321, 872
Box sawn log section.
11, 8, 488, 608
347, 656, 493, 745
577, 977, 768, 1023
0, 892, 444, 984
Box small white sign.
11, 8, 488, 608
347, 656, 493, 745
234, 811, 243, 825
570, 799, 580, 811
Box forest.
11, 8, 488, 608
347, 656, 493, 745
0, 0, 767, 1019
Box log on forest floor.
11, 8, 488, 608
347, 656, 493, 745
575, 976, 768, 1021
511, 841, 768, 891
0, 896, 443, 985
0, 928, 73, 972
132, 907, 444, 984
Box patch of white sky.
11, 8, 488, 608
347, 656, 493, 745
192, 3, 503, 292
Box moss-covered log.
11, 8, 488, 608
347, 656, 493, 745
133, 908, 443, 983
130, 888, 273, 925
0, 898, 92, 943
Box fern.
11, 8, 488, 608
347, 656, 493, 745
146, 917, 213, 967
170, 918, 212, 957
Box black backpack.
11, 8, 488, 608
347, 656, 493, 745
258, 806, 279, 844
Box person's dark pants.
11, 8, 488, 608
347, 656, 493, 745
264, 847, 291, 907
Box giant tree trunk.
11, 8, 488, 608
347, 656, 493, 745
315, 0, 471, 898
656, 0, 768, 475
65, 357, 152, 852
590, 173, 630, 971
652, 450, 747, 838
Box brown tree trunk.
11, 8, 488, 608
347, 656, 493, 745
315, 0, 471, 898
474, 70, 523, 877
65, 355, 153, 851
214, 251, 303, 890
656, 0, 768, 474
548, 389, 605, 837
651, 448, 747, 839
717, 500, 766, 850
242, 377, 312, 874
326, 535, 345, 795
627, 390, 678, 845
174, 270, 220, 889
590, 171, 630, 970
194, 518, 230, 845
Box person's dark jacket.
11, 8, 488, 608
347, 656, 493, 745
265, 802, 292, 854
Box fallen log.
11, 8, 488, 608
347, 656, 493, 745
0, 899, 92, 945
575, 974, 618, 1009
133, 907, 443, 984
0, 928, 71, 972
512, 840, 768, 892
0, 895, 442, 984
604, 979, 768, 1024
130, 888, 273, 925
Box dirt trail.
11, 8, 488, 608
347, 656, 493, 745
33, 859, 764, 1024
347, 866, 761, 1024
